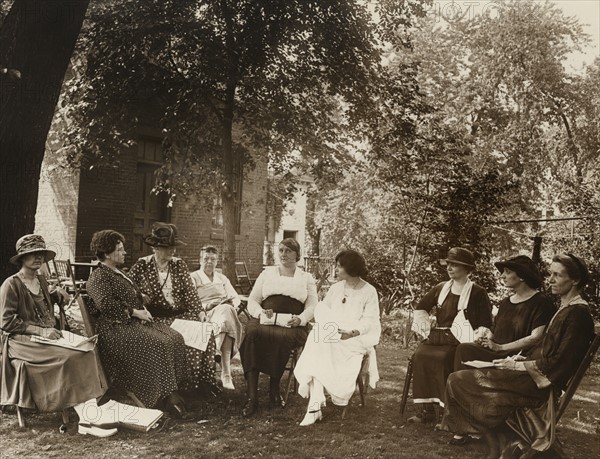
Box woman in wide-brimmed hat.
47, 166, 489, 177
408, 247, 493, 424
0, 235, 115, 437
128, 222, 218, 394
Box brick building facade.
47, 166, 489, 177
35, 136, 268, 279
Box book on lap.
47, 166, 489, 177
30, 330, 97, 352
259, 312, 293, 328
170, 319, 217, 351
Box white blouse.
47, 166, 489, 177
189, 269, 241, 308
314, 280, 381, 348
247, 266, 318, 326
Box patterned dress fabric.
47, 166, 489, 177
86, 264, 190, 407
129, 256, 217, 390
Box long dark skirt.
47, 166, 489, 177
412, 341, 458, 406
454, 343, 511, 371
441, 368, 549, 436
97, 320, 190, 408
240, 295, 308, 378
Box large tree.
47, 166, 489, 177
0, 0, 90, 280
62, 0, 426, 277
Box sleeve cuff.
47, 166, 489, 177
523, 360, 552, 389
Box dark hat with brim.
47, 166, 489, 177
10, 234, 56, 265
439, 247, 476, 269
495, 255, 543, 289
143, 222, 186, 247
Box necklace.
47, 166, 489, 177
342, 279, 362, 304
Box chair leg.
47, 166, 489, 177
341, 406, 347, 420
358, 373, 366, 407
126, 391, 146, 408
283, 352, 297, 405
16, 406, 26, 428
399, 356, 413, 417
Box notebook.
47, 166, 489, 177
88, 400, 163, 432
30, 330, 97, 352
259, 312, 293, 328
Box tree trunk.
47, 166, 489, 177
0, 0, 90, 281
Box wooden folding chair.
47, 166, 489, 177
341, 352, 370, 419
399, 353, 414, 418
283, 347, 302, 405
234, 262, 255, 295
52, 259, 86, 309
237, 295, 252, 319
77, 294, 145, 408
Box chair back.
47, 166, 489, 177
76, 294, 100, 338
235, 262, 255, 295
556, 333, 600, 422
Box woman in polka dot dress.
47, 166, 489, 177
86, 230, 194, 419
128, 222, 218, 393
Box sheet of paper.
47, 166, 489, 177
170, 319, 216, 351
462, 360, 495, 369
31, 330, 97, 352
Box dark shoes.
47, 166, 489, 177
269, 393, 286, 409
242, 399, 258, 418
164, 392, 197, 422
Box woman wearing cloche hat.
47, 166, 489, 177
408, 247, 493, 424
0, 235, 115, 437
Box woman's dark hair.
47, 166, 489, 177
90, 230, 125, 261
280, 238, 302, 261
552, 253, 590, 290
336, 249, 368, 278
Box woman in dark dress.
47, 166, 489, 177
454, 255, 555, 370
86, 230, 194, 419
239, 238, 318, 417
441, 254, 595, 459
128, 222, 218, 393
408, 247, 493, 423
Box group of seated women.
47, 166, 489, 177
0, 227, 595, 456
408, 247, 595, 459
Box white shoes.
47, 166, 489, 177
222, 374, 235, 390
299, 409, 323, 426
78, 424, 118, 437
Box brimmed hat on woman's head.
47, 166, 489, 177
495, 255, 543, 289
439, 247, 476, 269
143, 222, 186, 247
10, 234, 56, 265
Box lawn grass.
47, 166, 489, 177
1, 332, 599, 458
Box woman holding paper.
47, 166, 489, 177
408, 247, 492, 424
441, 254, 595, 458
190, 245, 243, 390
294, 249, 381, 426
239, 238, 318, 417
454, 255, 554, 372
0, 235, 114, 437
87, 230, 195, 420
128, 222, 218, 393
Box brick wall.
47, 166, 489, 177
173, 154, 267, 279
75, 148, 138, 265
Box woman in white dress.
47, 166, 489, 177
190, 245, 243, 390
294, 249, 381, 426
239, 238, 318, 417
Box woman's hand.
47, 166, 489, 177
339, 329, 359, 340
481, 338, 503, 352
263, 309, 274, 319
492, 357, 525, 371
198, 310, 208, 322
132, 308, 153, 323
141, 293, 152, 306
39, 327, 62, 340
55, 286, 70, 304
287, 315, 302, 327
